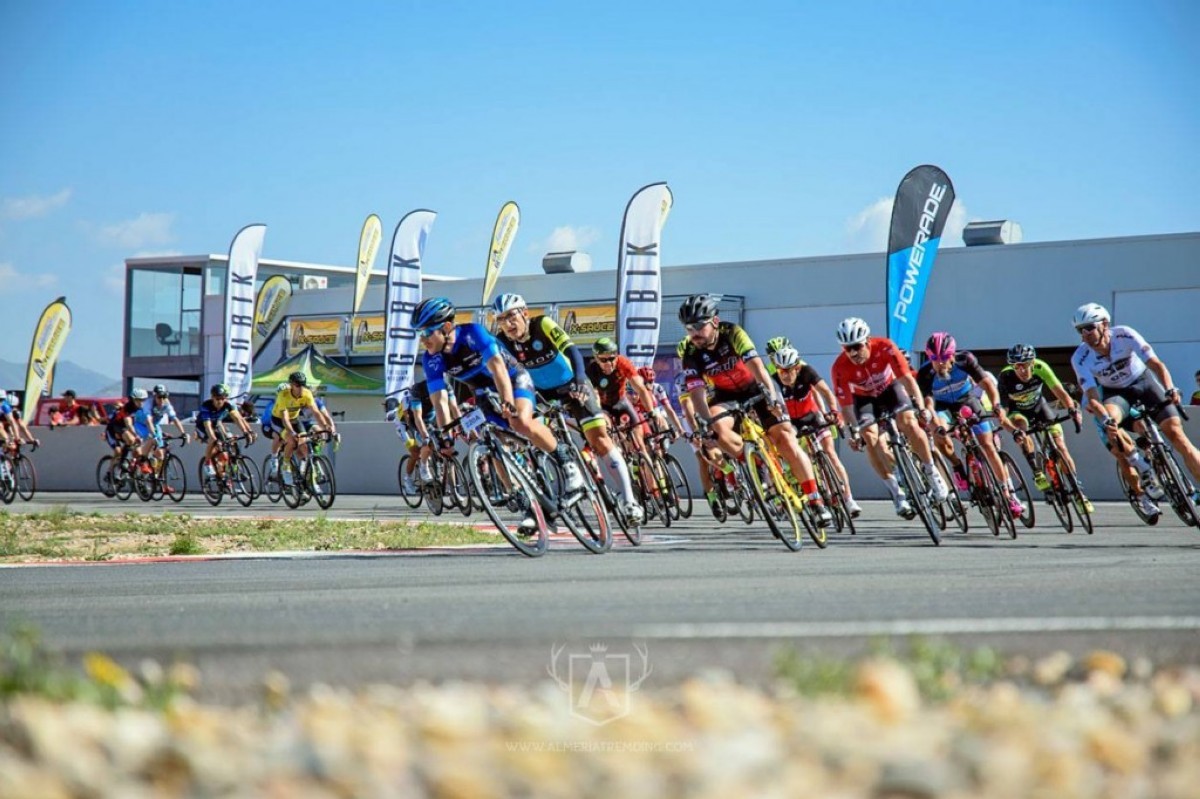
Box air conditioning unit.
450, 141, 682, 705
542, 251, 592, 274
301, 275, 328, 290
962, 220, 1023, 247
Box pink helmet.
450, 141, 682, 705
925, 332, 957, 362
637, 366, 656, 382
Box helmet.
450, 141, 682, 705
152, 384, 168, 397
676, 339, 689, 358
678, 294, 719, 326
211, 383, 229, 398
638, 366, 656, 382
925, 332, 957, 362
492, 293, 526, 315
593, 337, 618, 356
383, 397, 400, 412
836, 318, 870, 346
63, 389, 77, 399
289, 371, 307, 386
277, 382, 290, 393
6, 393, 18, 407
771, 347, 802, 370
765, 336, 791, 356
412, 297, 456, 329
1073, 303, 1110, 329
1007, 344, 1036, 365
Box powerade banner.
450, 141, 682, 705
24, 296, 72, 416
885, 165, 955, 354
252, 274, 292, 353
480, 200, 519, 309
223, 224, 267, 400
385, 209, 436, 404
616, 182, 673, 367
353, 213, 383, 316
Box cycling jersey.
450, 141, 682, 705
195, 399, 236, 425
831, 337, 911, 404
106, 400, 141, 435
143, 398, 179, 426
496, 316, 581, 390
273, 386, 317, 420
423, 323, 526, 395
131, 405, 158, 438
1071, 325, 1156, 392
997, 360, 1062, 411
916, 351, 989, 405
0, 400, 17, 421
680, 322, 759, 395
586, 355, 639, 408
772, 363, 824, 420
632, 382, 669, 415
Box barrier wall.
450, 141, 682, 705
21, 415, 1200, 501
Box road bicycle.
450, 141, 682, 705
793, 416, 856, 535
0, 440, 37, 503
610, 420, 672, 528
273, 429, 337, 510
1019, 412, 1092, 533
198, 433, 260, 507
644, 421, 693, 520
131, 434, 188, 502
853, 409, 942, 545
96, 445, 138, 501
938, 409, 1019, 539
1123, 399, 1199, 528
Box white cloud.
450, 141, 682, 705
1, 188, 73, 220
844, 197, 976, 253
532, 225, 602, 262
0, 262, 59, 291
96, 212, 176, 249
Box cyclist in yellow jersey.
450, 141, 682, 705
273, 371, 320, 485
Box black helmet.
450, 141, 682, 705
289, 371, 307, 386
152, 384, 168, 398
678, 294, 719, 326
1007, 344, 1036, 365
211, 383, 230, 398
592, 337, 618, 356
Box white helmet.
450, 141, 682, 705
836, 317, 870, 346
1072, 303, 1110, 329
6, 392, 18, 407
131, 388, 149, 400
492, 293, 526, 315
771, 346, 802, 369
277, 382, 290, 393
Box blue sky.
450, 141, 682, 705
1, 0, 1196, 378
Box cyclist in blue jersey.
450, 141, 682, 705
414, 297, 584, 529
492, 293, 644, 524
917, 332, 1024, 517
195, 383, 256, 481
0, 392, 38, 453
387, 379, 458, 494
136, 385, 188, 472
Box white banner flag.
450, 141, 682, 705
385, 210, 436, 404
223, 224, 267, 399
616, 182, 673, 367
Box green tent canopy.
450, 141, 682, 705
251, 345, 383, 394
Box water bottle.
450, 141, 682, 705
266, 454, 278, 476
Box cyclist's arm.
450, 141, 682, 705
430, 388, 453, 430
319, 406, 337, 434
746, 357, 780, 404
1145, 357, 1177, 399
15, 416, 36, 444
688, 385, 714, 423
488, 354, 516, 407
1082, 386, 1108, 420
1049, 382, 1077, 413
981, 373, 1003, 414
280, 410, 298, 437
815, 379, 838, 415
230, 409, 252, 436
630, 375, 657, 415
661, 399, 684, 435
901, 372, 927, 414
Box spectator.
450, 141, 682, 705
1191, 369, 1200, 406
57, 389, 82, 425
78, 404, 101, 426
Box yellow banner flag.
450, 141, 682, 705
24, 296, 72, 416
252, 275, 293, 353
481, 201, 519, 308
354, 213, 383, 316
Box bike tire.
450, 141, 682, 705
423, 455, 445, 516
934, 451, 968, 534
96, 456, 116, 498
0, 458, 15, 504
308, 455, 337, 510
1001, 451, 1035, 529
467, 441, 548, 557
968, 455, 1000, 536
1044, 457, 1074, 532
1116, 459, 1157, 527
744, 442, 803, 551
113, 458, 135, 502
664, 454, 693, 519
810, 452, 842, 533
461, 453, 479, 514
12, 455, 36, 501
443, 456, 472, 517
1154, 446, 1200, 528
396, 455, 423, 509
897, 446, 940, 545
231, 456, 260, 507
279, 457, 303, 509
162, 454, 187, 502
133, 464, 155, 502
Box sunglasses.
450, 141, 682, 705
842, 342, 866, 352
685, 320, 714, 333
596, 356, 617, 364
1075, 323, 1099, 333
496, 310, 522, 323
419, 324, 445, 339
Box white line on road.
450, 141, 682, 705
633, 616, 1200, 639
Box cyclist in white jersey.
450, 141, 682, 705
1070, 303, 1200, 504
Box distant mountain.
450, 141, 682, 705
0, 358, 120, 397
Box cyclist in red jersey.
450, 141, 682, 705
586, 337, 658, 457
634, 366, 685, 439
678, 294, 832, 527
830, 317, 947, 518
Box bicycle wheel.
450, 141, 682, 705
558, 477, 612, 554
11, 455, 36, 501
744, 442, 803, 551
1000, 451, 1035, 529
262, 458, 283, 504
113, 459, 135, 502
423, 456, 445, 516
460, 453, 479, 514
664, 454, 693, 518
811, 452, 845, 534
133, 463, 155, 502
443, 456, 472, 517
198, 461, 223, 506
604, 477, 641, 546
280, 457, 303, 509
0, 459, 15, 504
96, 456, 116, 498
231, 457, 260, 507
1041, 454, 1073, 532
897, 446, 940, 545
649, 455, 677, 525
307, 455, 337, 510
163, 454, 187, 502
933, 451, 967, 534
467, 440, 548, 557
396, 455, 423, 509
1115, 459, 1156, 526
1153, 446, 1199, 527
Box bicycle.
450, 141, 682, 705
0, 440, 38, 503
708, 393, 823, 551
131, 435, 188, 502
853, 408, 942, 545
461, 400, 610, 557
198, 434, 260, 507
645, 425, 693, 521
702, 446, 755, 525
1123, 399, 1199, 528
422, 428, 473, 517
939, 409, 1018, 539
96, 445, 139, 501
611, 421, 672, 528
793, 417, 856, 536
1019, 413, 1091, 534
276, 429, 337, 510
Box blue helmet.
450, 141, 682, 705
412, 297, 456, 329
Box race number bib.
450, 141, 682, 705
460, 407, 487, 435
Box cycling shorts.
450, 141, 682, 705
1100, 371, 1180, 425
711, 387, 788, 431
935, 395, 993, 436
852, 383, 914, 429
1006, 397, 1062, 437
790, 411, 832, 443
541, 381, 605, 432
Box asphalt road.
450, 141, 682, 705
3, 492, 1199, 701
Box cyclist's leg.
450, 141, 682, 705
707, 398, 745, 460
574, 389, 638, 509
1156, 413, 1200, 485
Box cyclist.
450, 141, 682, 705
1070, 302, 1200, 505
770, 346, 862, 517
102, 393, 144, 473
764, 336, 791, 377
997, 344, 1093, 511
672, 348, 725, 517
493, 294, 644, 524
635, 366, 685, 439
137, 385, 188, 477
0, 392, 38, 452
260, 382, 289, 476
831, 317, 948, 518
272, 372, 327, 486
387, 380, 446, 495
195, 383, 256, 481
678, 294, 832, 527
413, 297, 584, 531
917, 332, 1025, 518
585, 337, 660, 460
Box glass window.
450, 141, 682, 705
127, 267, 202, 358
